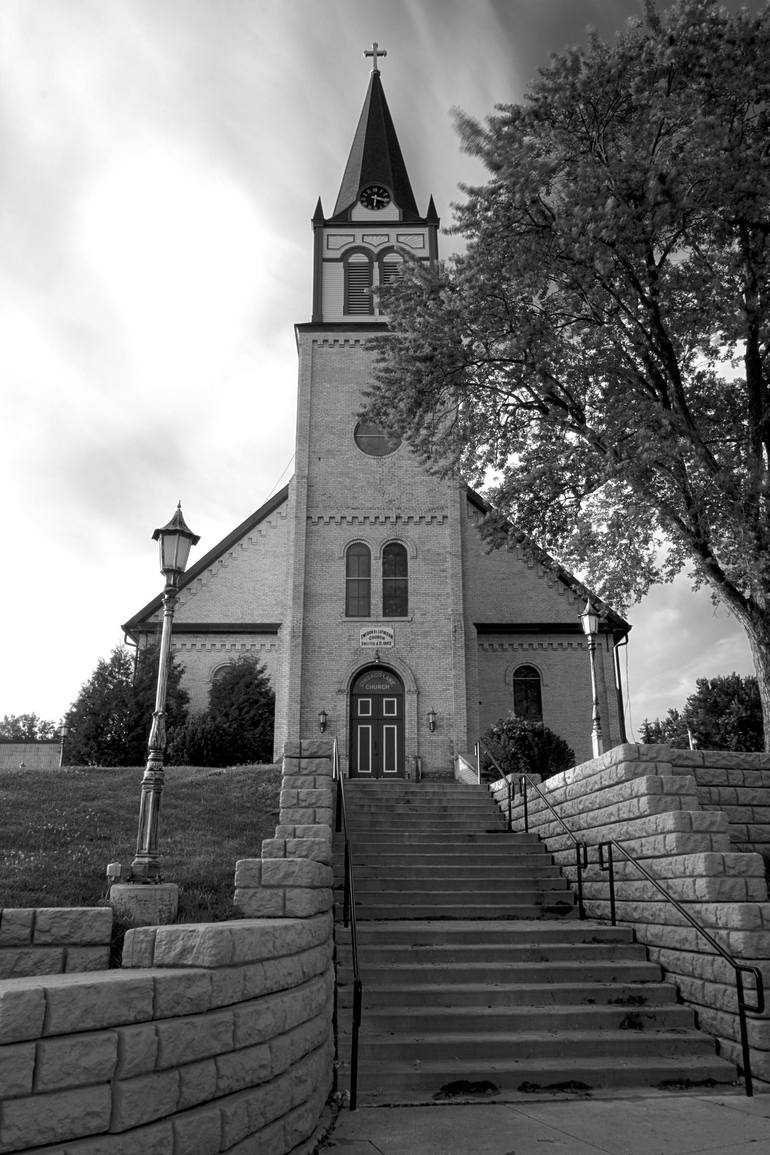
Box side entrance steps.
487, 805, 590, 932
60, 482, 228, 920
334, 779, 738, 1104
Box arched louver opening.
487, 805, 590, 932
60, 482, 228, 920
345, 252, 374, 315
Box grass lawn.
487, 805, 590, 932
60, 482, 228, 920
0, 763, 282, 922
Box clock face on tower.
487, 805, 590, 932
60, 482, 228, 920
359, 185, 391, 210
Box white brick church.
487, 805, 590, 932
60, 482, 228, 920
123, 52, 630, 776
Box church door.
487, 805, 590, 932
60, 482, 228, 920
349, 667, 405, 779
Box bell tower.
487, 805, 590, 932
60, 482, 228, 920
274, 45, 470, 778
310, 43, 439, 325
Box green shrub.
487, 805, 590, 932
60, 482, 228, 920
480, 715, 575, 783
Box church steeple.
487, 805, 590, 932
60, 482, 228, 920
310, 46, 439, 324
331, 64, 420, 221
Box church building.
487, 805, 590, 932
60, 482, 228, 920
123, 48, 630, 777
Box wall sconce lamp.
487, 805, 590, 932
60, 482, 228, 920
318, 709, 328, 733
426, 708, 437, 733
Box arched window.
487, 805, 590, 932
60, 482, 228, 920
382, 542, 408, 617
379, 251, 404, 289
344, 252, 374, 315
345, 543, 371, 617
513, 665, 543, 721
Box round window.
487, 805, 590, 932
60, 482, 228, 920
354, 421, 401, 457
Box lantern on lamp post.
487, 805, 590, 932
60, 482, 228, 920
130, 504, 199, 882
579, 599, 604, 759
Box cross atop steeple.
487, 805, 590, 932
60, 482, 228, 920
364, 41, 387, 73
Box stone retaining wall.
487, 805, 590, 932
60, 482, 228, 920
490, 743, 770, 1085
0, 909, 113, 979
0, 739, 337, 1153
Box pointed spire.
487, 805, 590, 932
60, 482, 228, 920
426, 195, 439, 223
331, 69, 419, 220
312, 196, 324, 224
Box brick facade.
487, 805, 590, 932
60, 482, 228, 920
122, 67, 628, 774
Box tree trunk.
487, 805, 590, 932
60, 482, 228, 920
737, 610, 770, 752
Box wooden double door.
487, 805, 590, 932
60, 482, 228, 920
349, 667, 405, 778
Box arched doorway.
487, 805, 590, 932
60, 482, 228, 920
349, 666, 405, 778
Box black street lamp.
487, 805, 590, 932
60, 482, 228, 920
579, 599, 604, 758
130, 504, 199, 882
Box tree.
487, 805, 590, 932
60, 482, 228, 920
64, 644, 189, 766
0, 714, 57, 741
480, 715, 575, 782
168, 655, 275, 767
368, 1, 770, 744
641, 672, 763, 750
638, 709, 690, 747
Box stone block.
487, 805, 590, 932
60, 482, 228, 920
110, 1068, 180, 1131
296, 740, 331, 759
279, 807, 316, 824
0, 909, 34, 946
234, 990, 290, 1048
0, 1085, 111, 1152
233, 888, 285, 917
109, 884, 178, 928
37, 1119, 174, 1154
210, 965, 245, 1008
0, 946, 63, 979
43, 971, 155, 1034
66, 946, 111, 972
116, 1022, 158, 1078
153, 924, 235, 968
232, 1119, 286, 1155
178, 1056, 218, 1111
314, 806, 334, 826
261, 838, 287, 858
0, 983, 46, 1043
216, 1040, 272, 1095
219, 1071, 294, 1148
284, 888, 332, 917
233, 859, 262, 888
261, 858, 333, 888
0, 1041, 34, 1098
36, 1030, 118, 1092
286, 838, 333, 863
121, 927, 158, 968
33, 908, 113, 946
172, 1103, 222, 1155
152, 969, 212, 1018
156, 1008, 233, 1067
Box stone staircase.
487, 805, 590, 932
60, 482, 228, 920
334, 779, 738, 1104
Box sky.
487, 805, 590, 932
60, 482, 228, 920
0, 0, 758, 738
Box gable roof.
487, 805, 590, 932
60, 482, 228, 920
331, 69, 420, 221
122, 485, 290, 636
465, 486, 630, 638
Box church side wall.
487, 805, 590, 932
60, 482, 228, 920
460, 502, 623, 763
491, 743, 770, 1084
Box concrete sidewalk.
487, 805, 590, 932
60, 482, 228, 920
318, 1091, 770, 1154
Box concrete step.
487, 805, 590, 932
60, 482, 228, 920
336, 980, 679, 1010
336, 919, 634, 946
354, 1028, 723, 1064
341, 831, 535, 843
339, 866, 566, 882
337, 960, 662, 985
346, 941, 644, 966
350, 903, 571, 920
343, 875, 571, 895
340, 1003, 698, 1036
342, 1054, 737, 1104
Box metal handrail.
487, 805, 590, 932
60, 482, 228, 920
598, 838, 765, 1097
475, 737, 515, 831
333, 740, 362, 1111
519, 773, 588, 919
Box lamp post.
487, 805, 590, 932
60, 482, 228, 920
130, 504, 199, 882
579, 599, 604, 759
58, 721, 69, 768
